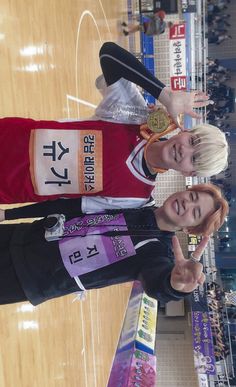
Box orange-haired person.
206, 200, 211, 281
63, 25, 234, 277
0, 183, 228, 306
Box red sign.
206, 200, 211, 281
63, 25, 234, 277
169, 23, 186, 39
171, 76, 187, 90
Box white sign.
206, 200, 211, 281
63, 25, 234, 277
169, 24, 187, 90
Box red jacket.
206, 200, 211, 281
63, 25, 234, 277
0, 117, 156, 203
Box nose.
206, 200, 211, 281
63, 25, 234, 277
180, 144, 193, 159
181, 198, 195, 212
184, 198, 195, 212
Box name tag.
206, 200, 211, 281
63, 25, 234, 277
59, 213, 136, 277
29, 129, 103, 195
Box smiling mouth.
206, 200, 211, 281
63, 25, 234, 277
173, 145, 178, 163
174, 199, 180, 215
173, 144, 177, 163
173, 144, 182, 163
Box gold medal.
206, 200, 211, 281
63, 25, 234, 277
147, 108, 172, 133
140, 108, 177, 141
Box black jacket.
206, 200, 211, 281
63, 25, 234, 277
5, 203, 189, 305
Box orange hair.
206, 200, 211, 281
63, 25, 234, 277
186, 183, 229, 236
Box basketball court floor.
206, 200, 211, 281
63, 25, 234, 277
0, 1, 132, 386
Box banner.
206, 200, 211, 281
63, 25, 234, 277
107, 348, 156, 387
192, 311, 216, 375
108, 282, 158, 386
117, 284, 157, 355
117, 281, 144, 352
169, 23, 187, 90
136, 293, 158, 354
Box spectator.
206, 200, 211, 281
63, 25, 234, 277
122, 11, 173, 37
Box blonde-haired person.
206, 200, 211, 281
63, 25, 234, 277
0, 183, 228, 305
0, 42, 228, 211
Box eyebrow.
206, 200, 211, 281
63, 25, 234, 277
193, 135, 201, 146
192, 136, 201, 163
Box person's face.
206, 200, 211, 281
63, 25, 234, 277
161, 132, 199, 176
162, 190, 215, 231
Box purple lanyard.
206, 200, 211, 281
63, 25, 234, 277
59, 213, 136, 277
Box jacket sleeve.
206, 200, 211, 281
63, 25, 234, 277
99, 42, 165, 98
5, 198, 83, 220
138, 244, 191, 303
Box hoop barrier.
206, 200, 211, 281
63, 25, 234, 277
107, 281, 158, 386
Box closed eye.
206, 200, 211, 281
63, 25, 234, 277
192, 154, 196, 164
190, 192, 201, 219
198, 208, 201, 219
190, 135, 200, 146
194, 192, 201, 219
190, 191, 198, 202
189, 136, 195, 146
194, 207, 201, 220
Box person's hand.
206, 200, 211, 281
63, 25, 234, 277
170, 235, 209, 293
159, 87, 213, 130
0, 209, 5, 222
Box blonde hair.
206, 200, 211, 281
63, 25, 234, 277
190, 123, 228, 177
186, 183, 229, 236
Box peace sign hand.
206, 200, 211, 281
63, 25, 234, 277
170, 235, 209, 293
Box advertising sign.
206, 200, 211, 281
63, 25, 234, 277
192, 311, 216, 375
169, 24, 187, 90
108, 282, 158, 386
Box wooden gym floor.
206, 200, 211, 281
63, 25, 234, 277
0, 1, 132, 386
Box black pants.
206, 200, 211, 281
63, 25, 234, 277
0, 224, 27, 304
